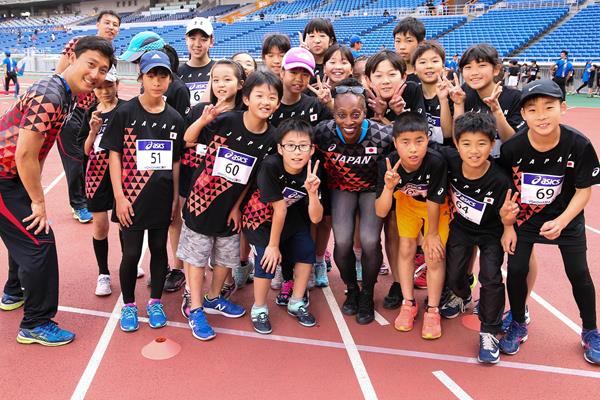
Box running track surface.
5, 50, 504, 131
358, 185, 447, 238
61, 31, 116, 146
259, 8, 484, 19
1, 78, 600, 400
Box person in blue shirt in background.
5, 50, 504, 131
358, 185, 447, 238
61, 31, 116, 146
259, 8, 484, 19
445, 53, 459, 80
349, 35, 362, 59
2, 51, 19, 98
576, 61, 592, 95
551, 50, 573, 101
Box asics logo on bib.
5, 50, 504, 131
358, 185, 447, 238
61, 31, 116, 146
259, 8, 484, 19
529, 175, 562, 186
139, 140, 171, 151
224, 151, 249, 164
456, 193, 477, 208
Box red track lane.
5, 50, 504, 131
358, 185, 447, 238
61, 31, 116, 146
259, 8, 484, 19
1, 90, 600, 399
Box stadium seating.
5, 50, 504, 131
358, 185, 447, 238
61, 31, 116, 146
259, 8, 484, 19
437, 7, 569, 57
248, 0, 324, 17
518, 4, 600, 61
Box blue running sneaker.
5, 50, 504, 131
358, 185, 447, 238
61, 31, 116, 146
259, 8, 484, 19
581, 329, 600, 365
314, 260, 329, 287
501, 305, 531, 333
73, 207, 93, 223
189, 308, 216, 341
499, 320, 528, 355
17, 321, 75, 346
203, 295, 246, 318
120, 305, 139, 332
1, 293, 24, 311
440, 292, 468, 319
478, 332, 500, 364
147, 302, 167, 328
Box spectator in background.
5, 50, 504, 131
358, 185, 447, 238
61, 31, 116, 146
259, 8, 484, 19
520, 62, 529, 87
505, 59, 520, 88
2, 51, 19, 98
349, 34, 362, 59
576, 61, 592, 94
445, 53, 458, 80
426, 0, 435, 15
383, 9, 390, 17
527, 60, 540, 82
51, 32, 56, 42
551, 50, 573, 100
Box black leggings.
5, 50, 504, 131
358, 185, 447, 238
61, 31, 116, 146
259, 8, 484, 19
576, 81, 589, 93
507, 240, 596, 330
119, 228, 169, 304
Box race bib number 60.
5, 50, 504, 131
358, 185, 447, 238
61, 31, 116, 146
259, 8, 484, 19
212, 147, 257, 184
521, 173, 563, 205
136, 140, 173, 170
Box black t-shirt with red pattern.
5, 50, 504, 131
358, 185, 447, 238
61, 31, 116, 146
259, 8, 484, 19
82, 99, 126, 211
62, 37, 97, 111
183, 111, 276, 237
0, 74, 74, 180
314, 119, 394, 192
100, 97, 185, 230
499, 125, 600, 243
242, 154, 316, 247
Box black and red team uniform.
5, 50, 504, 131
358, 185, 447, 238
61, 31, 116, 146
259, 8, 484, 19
313, 119, 394, 293
0, 74, 74, 329
179, 60, 214, 106
242, 154, 319, 279
438, 146, 511, 334
81, 99, 126, 212
58, 37, 99, 212
499, 126, 600, 330
100, 97, 185, 304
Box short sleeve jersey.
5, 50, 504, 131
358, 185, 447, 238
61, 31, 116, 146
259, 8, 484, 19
179, 102, 210, 197
179, 60, 214, 106
314, 119, 394, 192
367, 80, 426, 120
528, 65, 540, 80
499, 126, 600, 243
439, 146, 511, 236
183, 111, 276, 237
463, 84, 525, 157
83, 99, 126, 203
100, 97, 185, 230
62, 37, 97, 111
424, 95, 454, 145
3, 57, 16, 73
0, 74, 74, 179
159, 75, 191, 119
269, 93, 332, 128
376, 149, 447, 204
242, 154, 316, 246
554, 59, 573, 78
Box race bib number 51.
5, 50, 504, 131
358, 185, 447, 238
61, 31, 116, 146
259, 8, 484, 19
521, 173, 563, 205
212, 147, 257, 184
136, 140, 173, 170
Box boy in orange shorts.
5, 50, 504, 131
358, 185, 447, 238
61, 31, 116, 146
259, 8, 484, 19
375, 111, 449, 339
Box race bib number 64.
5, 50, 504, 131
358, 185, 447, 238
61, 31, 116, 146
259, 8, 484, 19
521, 173, 563, 205
212, 147, 257, 184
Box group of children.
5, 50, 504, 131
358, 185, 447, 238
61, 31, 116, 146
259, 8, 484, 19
0, 13, 599, 368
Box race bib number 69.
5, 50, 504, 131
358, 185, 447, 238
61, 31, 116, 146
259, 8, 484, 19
212, 147, 257, 184
521, 173, 563, 205
136, 140, 173, 171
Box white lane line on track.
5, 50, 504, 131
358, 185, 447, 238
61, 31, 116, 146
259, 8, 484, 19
322, 286, 378, 399
374, 311, 390, 326
432, 371, 474, 400
43, 171, 65, 194
71, 233, 148, 400
57, 304, 600, 380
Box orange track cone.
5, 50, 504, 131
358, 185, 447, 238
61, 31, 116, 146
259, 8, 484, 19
141, 337, 181, 360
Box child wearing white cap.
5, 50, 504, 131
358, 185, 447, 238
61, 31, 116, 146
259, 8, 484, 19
179, 17, 215, 106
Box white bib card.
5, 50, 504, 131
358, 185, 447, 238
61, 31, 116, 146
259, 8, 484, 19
450, 185, 486, 225
521, 172, 563, 205
186, 81, 209, 106
282, 186, 306, 207
93, 133, 104, 153
196, 143, 207, 157
212, 146, 257, 184
136, 140, 173, 171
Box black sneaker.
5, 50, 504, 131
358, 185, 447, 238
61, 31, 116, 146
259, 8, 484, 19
288, 305, 316, 327
357, 290, 375, 325
164, 269, 186, 292
342, 286, 360, 315
383, 282, 402, 309
251, 312, 272, 334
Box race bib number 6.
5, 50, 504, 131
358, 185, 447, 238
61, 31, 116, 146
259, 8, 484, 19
136, 140, 173, 170
450, 186, 486, 225
212, 147, 257, 184
521, 173, 563, 205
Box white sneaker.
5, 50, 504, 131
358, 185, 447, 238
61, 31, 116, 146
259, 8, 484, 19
137, 266, 145, 278
95, 274, 112, 296
271, 265, 283, 290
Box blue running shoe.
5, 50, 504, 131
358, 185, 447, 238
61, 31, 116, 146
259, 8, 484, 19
147, 302, 167, 328
478, 332, 500, 364
120, 305, 139, 332
314, 260, 329, 287
1, 293, 24, 311
582, 329, 600, 365
440, 292, 468, 319
499, 320, 528, 355
73, 207, 93, 223
203, 295, 246, 318
501, 305, 531, 333
17, 321, 75, 346
189, 308, 216, 341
